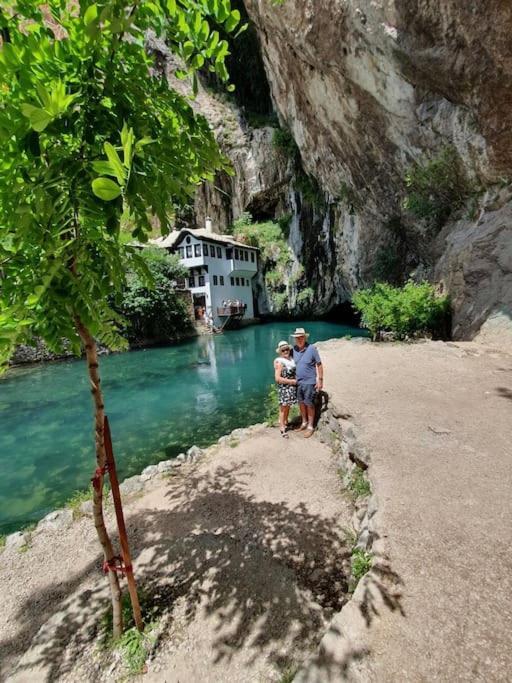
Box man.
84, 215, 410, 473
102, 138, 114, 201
291, 327, 324, 438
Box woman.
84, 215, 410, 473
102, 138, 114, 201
274, 340, 298, 438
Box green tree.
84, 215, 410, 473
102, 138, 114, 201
119, 247, 193, 343
0, 0, 242, 636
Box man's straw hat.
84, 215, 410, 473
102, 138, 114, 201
275, 340, 291, 354
290, 327, 310, 338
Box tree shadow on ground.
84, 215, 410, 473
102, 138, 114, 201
3, 461, 404, 681
359, 560, 405, 628
0, 555, 103, 680
495, 386, 512, 401
3, 462, 351, 679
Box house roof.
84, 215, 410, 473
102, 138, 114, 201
149, 228, 259, 251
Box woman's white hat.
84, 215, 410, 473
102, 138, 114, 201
275, 340, 291, 353
290, 327, 309, 338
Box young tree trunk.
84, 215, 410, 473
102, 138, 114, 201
75, 316, 123, 638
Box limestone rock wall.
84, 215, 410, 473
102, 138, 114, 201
152, 3, 512, 342
235, 0, 512, 342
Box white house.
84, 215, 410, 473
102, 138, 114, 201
151, 218, 259, 327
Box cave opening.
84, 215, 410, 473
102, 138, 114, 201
198, 0, 275, 124
322, 301, 362, 328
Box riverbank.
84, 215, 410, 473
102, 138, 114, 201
1, 417, 360, 682
3, 337, 510, 681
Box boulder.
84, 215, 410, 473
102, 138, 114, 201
176, 453, 186, 462
79, 500, 94, 517
230, 428, 250, 440
141, 465, 159, 481
119, 475, 144, 495
5, 532, 28, 550
157, 460, 174, 473
186, 445, 203, 461
37, 508, 73, 533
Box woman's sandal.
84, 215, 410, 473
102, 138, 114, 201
280, 429, 289, 438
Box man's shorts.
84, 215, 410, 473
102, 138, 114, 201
297, 382, 316, 406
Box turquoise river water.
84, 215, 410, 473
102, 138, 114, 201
0, 321, 365, 534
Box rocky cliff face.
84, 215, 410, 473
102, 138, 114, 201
159, 2, 512, 342
240, 0, 512, 342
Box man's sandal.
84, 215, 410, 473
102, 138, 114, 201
303, 426, 315, 438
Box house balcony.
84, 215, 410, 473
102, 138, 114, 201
217, 305, 247, 317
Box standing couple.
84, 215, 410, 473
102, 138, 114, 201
273, 327, 324, 438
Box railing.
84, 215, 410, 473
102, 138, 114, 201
217, 305, 246, 317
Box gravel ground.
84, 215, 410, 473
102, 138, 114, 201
1, 425, 352, 682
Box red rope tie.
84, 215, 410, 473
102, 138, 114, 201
91, 464, 109, 491
102, 555, 131, 575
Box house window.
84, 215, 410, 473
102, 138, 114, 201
194, 244, 201, 257
188, 275, 195, 288
251, 252, 255, 262
246, 279, 250, 286
186, 236, 191, 244
244, 251, 248, 261
226, 248, 232, 259
230, 277, 234, 285
234, 248, 239, 259
203, 243, 208, 256
186, 245, 192, 258
210, 244, 215, 257
198, 275, 205, 286
220, 276, 224, 285
213, 275, 218, 285
177, 247, 184, 258
235, 277, 240, 286
217, 246, 222, 258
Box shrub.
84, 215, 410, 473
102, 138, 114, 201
351, 548, 372, 585
296, 287, 314, 308
272, 291, 289, 314
117, 248, 193, 344
348, 468, 371, 498
338, 181, 361, 214
265, 269, 284, 290
295, 170, 326, 209
403, 146, 471, 227
272, 127, 299, 159
65, 488, 97, 519
352, 281, 450, 341
230, 213, 296, 313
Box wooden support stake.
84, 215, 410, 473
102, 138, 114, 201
104, 415, 144, 632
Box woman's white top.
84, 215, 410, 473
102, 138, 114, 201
275, 357, 296, 370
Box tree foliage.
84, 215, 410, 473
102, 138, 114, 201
402, 146, 471, 228
118, 247, 192, 343
352, 281, 450, 341
230, 212, 295, 314
0, 0, 243, 368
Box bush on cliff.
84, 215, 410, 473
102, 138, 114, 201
118, 249, 193, 344
229, 213, 294, 315
403, 146, 472, 227
352, 282, 450, 341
